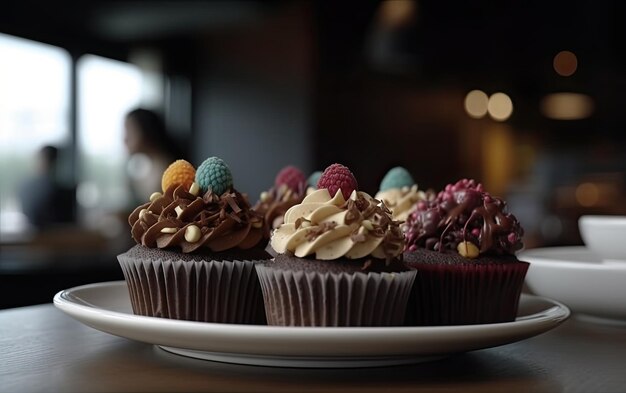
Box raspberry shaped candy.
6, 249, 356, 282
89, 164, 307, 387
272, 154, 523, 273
379, 166, 414, 192
161, 159, 196, 192
195, 156, 233, 195
274, 166, 306, 192
307, 171, 322, 188
317, 163, 358, 200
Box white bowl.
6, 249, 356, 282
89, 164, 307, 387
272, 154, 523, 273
579, 215, 626, 263
520, 246, 626, 322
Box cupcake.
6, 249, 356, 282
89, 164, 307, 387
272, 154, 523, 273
254, 165, 307, 240
306, 170, 322, 194
256, 163, 417, 326
403, 178, 528, 326
375, 166, 433, 222
118, 157, 270, 324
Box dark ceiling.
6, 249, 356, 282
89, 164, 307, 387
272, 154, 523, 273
0, 1, 274, 59
3, 0, 624, 74
2, 0, 625, 135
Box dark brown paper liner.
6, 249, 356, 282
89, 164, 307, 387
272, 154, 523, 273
405, 261, 529, 326
117, 255, 266, 324
255, 265, 416, 326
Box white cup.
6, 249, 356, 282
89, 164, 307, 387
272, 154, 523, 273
579, 215, 626, 263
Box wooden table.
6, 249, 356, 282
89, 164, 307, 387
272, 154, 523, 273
1, 304, 625, 393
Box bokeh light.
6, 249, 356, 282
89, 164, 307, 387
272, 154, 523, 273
553, 50, 578, 77
464, 90, 489, 119
576, 182, 600, 207
378, 0, 417, 28
540, 92, 594, 120
487, 92, 513, 121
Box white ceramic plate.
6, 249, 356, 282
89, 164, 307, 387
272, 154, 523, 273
521, 246, 626, 322
54, 281, 569, 368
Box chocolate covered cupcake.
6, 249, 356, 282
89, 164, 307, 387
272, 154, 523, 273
118, 157, 270, 324
257, 163, 416, 327
404, 178, 528, 326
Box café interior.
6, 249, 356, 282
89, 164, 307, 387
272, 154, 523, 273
1, 0, 626, 310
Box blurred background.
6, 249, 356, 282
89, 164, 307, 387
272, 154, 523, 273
1, 0, 626, 308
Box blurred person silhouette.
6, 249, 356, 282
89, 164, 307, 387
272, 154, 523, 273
124, 108, 183, 205
19, 145, 75, 229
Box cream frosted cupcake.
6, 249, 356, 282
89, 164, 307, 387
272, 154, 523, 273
375, 166, 432, 222
118, 157, 270, 324
256, 163, 416, 326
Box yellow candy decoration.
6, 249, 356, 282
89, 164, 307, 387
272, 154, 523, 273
161, 160, 196, 192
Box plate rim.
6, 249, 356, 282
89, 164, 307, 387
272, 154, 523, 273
520, 246, 626, 270
54, 280, 571, 358
54, 280, 570, 335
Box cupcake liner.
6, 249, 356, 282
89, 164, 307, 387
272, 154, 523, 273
118, 255, 266, 324
264, 242, 278, 258
255, 265, 416, 326
405, 261, 529, 326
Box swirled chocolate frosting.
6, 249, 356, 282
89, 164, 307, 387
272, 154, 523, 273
253, 184, 306, 239
404, 179, 524, 256
128, 185, 264, 253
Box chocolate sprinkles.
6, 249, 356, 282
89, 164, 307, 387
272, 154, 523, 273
128, 184, 263, 253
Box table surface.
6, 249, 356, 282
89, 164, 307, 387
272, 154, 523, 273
2, 304, 626, 393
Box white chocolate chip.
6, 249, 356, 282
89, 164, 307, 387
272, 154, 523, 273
457, 241, 479, 259
260, 191, 270, 202
362, 219, 374, 231
139, 209, 148, 221
358, 226, 368, 235
189, 182, 200, 196
149, 192, 162, 202
175, 206, 184, 218
184, 225, 201, 243
160, 227, 177, 234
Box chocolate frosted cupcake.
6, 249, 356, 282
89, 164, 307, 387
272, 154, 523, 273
254, 165, 307, 241
374, 166, 434, 222
404, 178, 528, 326
257, 163, 416, 327
118, 157, 270, 324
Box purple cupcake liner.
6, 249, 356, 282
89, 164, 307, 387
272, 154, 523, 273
405, 261, 529, 326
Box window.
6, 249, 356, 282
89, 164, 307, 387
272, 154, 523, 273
0, 34, 71, 235
77, 55, 143, 226
0, 34, 166, 239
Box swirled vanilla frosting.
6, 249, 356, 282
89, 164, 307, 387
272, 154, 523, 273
375, 185, 432, 222
270, 189, 404, 261
129, 184, 264, 253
